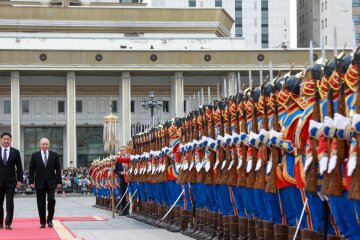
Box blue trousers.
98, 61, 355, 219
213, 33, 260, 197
264, 191, 283, 224
204, 184, 218, 212
254, 189, 270, 221
243, 188, 257, 219
183, 183, 193, 210
191, 183, 207, 208
214, 184, 235, 216
232, 187, 246, 217
330, 191, 360, 239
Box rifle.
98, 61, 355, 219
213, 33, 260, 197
255, 84, 268, 189
176, 119, 186, 185
204, 105, 215, 185
246, 89, 258, 189
188, 112, 197, 184
214, 103, 225, 185
320, 64, 334, 195
221, 99, 231, 185
197, 107, 207, 183
328, 55, 348, 196
228, 97, 239, 186
305, 67, 320, 193
349, 49, 360, 200
265, 81, 281, 193
236, 96, 248, 187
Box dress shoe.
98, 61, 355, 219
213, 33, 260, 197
5, 225, 12, 230
40, 224, 46, 228
48, 221, 53, 228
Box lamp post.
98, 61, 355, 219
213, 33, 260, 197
140, 92, 163, 126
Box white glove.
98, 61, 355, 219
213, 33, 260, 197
319, 156, 329, 175
348, 156, 357, 177
334, 113, 350, 130
324, 116, 334, 128
228, 160, 234, 170
183, 161, 189, 170
175, 163, 181, 172
304, 156, 313, 173
214, 160, 220, 169
266, 160, 272, 174
327, 155, 337, 173
246, 159, 253, 173
189, 161, 194, 171
237, 157, 243, 169
196, 162, 202, 172
205, 161, 211, 172
221, 160, 226, 170
255, 159, 262, 171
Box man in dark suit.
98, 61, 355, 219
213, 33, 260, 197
29, 137, 62, 228
0, 132, 23, 230
115, 146, 129, 216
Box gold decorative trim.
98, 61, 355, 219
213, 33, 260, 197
0, 87, 10, 95
77, 86, 118, 95
21, 86, 66, 95
53, 220, 81, 240
1, 85, 220, 96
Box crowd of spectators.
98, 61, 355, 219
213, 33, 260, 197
21, 167, 91, 194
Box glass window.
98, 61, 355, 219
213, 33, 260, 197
356, 33, 360, 41
112, 100, 117, 113
325, 1, 327, 9
77, 127, 106, 167
215, 0, 222, 7
325, 18, 327, 28
58, 100, 65, 113
261, 0, 268, 10
189, 0, 196, 7
4, 100, 10, 114
24, 127, 64, 169
163, 100, 169, 113
322, 2, 323, 12
22, 100, 30, 114
184, 100, 187, 113
131, 100, 135, 113
354, 15, 360, 25
76, 100, 82, 113
354, 0, 360, 6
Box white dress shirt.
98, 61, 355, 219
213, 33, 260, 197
42, 150, 49, 166
2, 146, 10, 161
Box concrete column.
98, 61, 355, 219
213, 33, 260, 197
170, 72, 184, 117
227, 72, 237, 96
10, 72, 20, 150
66, 72, 76, 167
120, 72, 131, 146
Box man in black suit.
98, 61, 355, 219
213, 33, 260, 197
29, 137, 62, 228
0, 132, 23, 230
115, 146, 128, 216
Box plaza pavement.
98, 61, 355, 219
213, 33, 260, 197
13, 195, 192, 240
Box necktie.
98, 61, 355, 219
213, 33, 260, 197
43, 151, 48, 167
3, 148, 7, 166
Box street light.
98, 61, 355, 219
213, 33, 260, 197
140, 91, 163, 126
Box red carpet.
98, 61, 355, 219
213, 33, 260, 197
0, 216, 107, 240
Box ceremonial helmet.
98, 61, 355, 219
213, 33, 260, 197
257, 82, 273, 112
329, 53, 352, 91
274, 75, 289, 107
344, 48, 360, 92
301, 63, 322, 97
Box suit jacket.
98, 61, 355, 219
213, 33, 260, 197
115, 162, 127, 185
0, 147, 23, 188
29, 150, 62, 189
